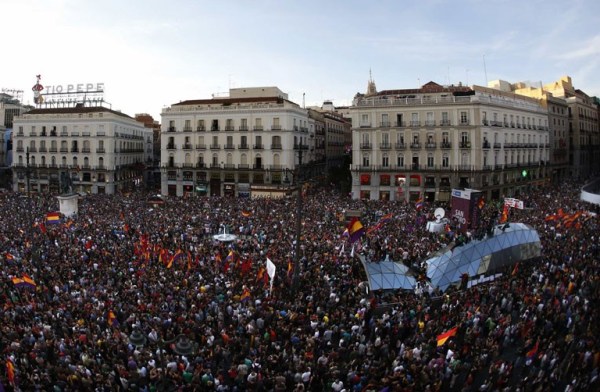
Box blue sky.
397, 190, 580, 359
1, 0, 598, 120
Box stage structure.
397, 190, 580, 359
357, 223, 541, 293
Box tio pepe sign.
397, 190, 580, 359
44, 83, 105, 94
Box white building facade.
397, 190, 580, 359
349, 81, 550, 202
12, 105, 152, 195
160, 87, 314, 198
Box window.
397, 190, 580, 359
426, 112, 434, 126
362, 155, 370, 167
380, 174, 391, 186
411, 113, 419, 126
461, 132, 469, 143
397, 133, 404, 145
460, 111, 468, 124
427, 153, 434, 168
441, 112, 449, 125
360, 174, 371, 185
442, 154, 449, 168
212, 119, 219, 131
397, 154, 404, 167
198, 119, 205, 130
381, 113, 389, 126
382, 154, 389, 167
185, 120, 191, 130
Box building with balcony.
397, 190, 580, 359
135, 113, 161, 189
12, 104, 152, 194
542, 76, 600, 177
349, 79, 550, 202
308, 100, 352, 172
160, 86, 315, 198
496, 80, 571, 181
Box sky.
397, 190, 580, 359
1, 0, 599, 121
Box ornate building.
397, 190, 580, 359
12, 105, 152, 194
349, 79, 551, 202
160, 87, 315, 198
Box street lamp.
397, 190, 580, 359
26, 147, 31, 197
292, 139, 309, 293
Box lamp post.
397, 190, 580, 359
292, 140, 306, 293
26, 147, 31, 197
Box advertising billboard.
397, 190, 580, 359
451, 189, 483, 232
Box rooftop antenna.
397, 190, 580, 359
483, 55, 488, 86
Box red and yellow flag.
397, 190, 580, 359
436, 326, 458, 347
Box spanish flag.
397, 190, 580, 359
436, 326, 458, 347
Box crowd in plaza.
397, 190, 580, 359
0, 177, 599, 391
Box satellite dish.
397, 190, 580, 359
434, 208, 445, 222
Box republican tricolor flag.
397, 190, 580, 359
46, 212, 61, 225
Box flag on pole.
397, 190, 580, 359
6, 358, 15, 386
266, 257, 276, 293
266, 258, 276, 280
46, 212, 61, 225
346, 217, 365, 243
436, 326, 458, 346
415, 197, 424, 211
526, 340, 539, 360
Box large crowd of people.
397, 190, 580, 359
0, 178, 599, 391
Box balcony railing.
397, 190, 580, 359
459, 142, 471, 148
253, 126, 263, 131
49, 148, 58, 153
210, 144, 221, 150
239, 126, 249, 131
424, 121, 435, 127
394, 121, 406, 127
270, 144, 282, 150
195, 144, 206, 150
182, 144, 193, 150
238, 144, 249, 150
253, 144, 264, 149
360, 143, 372, 150
166, 144, 176, 150
183, 127, 192, 132
359, 123, 371, 128
493, 143, 501, 149
71, 148, 79, 153
380, 121, 391, 128
271, 125, 282, 131
224, 144, 235, 150
410, 143, 421, 149
82, 147, 90, 153
196, 126, 205, 132
196, 162, 206, 168
60, 148, 69, 153
482, 142, 491, 149
39, 147, 47, 153
225, 126, 235, 132
440, 120, 451, 126
380, 143, 392, 150
167, 127, 176, 132
425, 143, 436, 150
409, 121, 420, 127
238, 164, 250, 170
395, 143, 406, 150
440, 142, 451, 149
